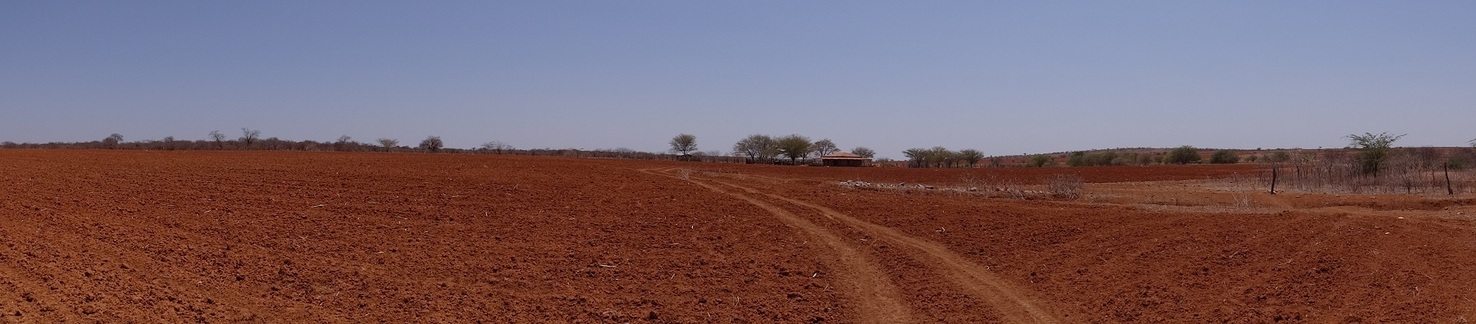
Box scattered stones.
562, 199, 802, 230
837, 180, 1042, 199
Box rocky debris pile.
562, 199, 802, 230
835, 180, 1062, 201
838, 180, 976, 192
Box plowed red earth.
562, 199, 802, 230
3, 150, 1475, 322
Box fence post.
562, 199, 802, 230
1446, 163, 1454, 195
1270, 163, 1278, 195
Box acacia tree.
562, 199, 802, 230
419, 136, 444, 152
851, 147, 875, 159
733, 134, 778, 163
810, 139, 839, 158
240, 128, 261, 149
902, 148, 927, 168
209, 130, 227, 149
926, 146, 955, 168
377, 138, 398, 151
1347, 132, 1404, 176
958, 149, 984, 167
669, 134, 697, 157
776, 134, 812, 164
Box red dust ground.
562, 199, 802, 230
2, 150, 1474, 322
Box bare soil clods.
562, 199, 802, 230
1, 151, 846, 322
3, 150, 1475, 322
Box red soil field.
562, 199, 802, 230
3, 150, 1474, 322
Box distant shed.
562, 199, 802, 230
819, 151, 871, 167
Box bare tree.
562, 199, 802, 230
208, 130, 227, 149
334, 135, 355, 151
481, 140, 512, 154
810, 139, 839, 158
102, 133, 123, 149
851, 147, 875, 159
419, 136, 444, 153
669, 134, 697, 157
377, 138, 398, 151
161, 136, 177, 150
733, 134, 778, 163
240, 128, 261, 149
1410, 146, 1441, 168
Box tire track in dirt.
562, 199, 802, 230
705, 177, 1064, 323
639, 168, 912, 323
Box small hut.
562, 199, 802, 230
819, 151, 871, 167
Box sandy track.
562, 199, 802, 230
653, 168, 1062, 323
641, 168, 912, 323
703, 176, 1062, 323
718, 181, 1062, 323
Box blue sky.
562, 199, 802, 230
3, 1, 1473, 158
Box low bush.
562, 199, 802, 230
1209, 150, 1238, 164
1166, 146, 1201, 164
1046, 174, 1084, 200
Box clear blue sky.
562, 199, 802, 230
3, 1, 1473, 158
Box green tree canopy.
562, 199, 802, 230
903, 148, 928, 167
776, 134, 812, 164
958, 149, 984, 167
